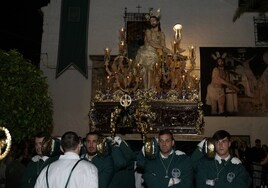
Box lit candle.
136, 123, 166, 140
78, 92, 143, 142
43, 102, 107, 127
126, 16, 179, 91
173, 24, 182, 41
129, 59, 133, 65
127, 76, 130, 85
106, 75, 110, 89
174, 29, 181, 41
120, 27, 125, 41
104, 48, 111, 62
119, 41, 125, 54
173, 41, 177, 54
105, 48, 110, 56
189, 46, 195, 59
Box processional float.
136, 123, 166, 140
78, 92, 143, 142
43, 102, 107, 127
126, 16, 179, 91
89, 9, 204, 155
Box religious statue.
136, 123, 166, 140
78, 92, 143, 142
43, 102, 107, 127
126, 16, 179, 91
135, 8, 172, 90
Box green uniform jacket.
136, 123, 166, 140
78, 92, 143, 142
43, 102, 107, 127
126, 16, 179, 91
109, 140, 136, 188
20, 159, 44, 188
142, 151, 193, 188
193, 149, 252, 188
82, 154, 114, 188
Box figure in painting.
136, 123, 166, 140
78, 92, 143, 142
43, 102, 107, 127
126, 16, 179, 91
259, 50, 268, 112
231, 55, 257, 98
206, 52, 239, 115
135, 9, 172, 90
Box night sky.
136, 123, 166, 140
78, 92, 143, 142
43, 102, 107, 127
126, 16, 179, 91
0, 0, 50, 67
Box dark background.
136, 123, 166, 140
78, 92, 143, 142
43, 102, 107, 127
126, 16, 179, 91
0, 0, 50, 67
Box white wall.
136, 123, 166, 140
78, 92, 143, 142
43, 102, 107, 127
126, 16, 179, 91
40, 0, 267, 145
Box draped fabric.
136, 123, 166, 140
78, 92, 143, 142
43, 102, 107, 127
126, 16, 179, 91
56, 0, 89, 78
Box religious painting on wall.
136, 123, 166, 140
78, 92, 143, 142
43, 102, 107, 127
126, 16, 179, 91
231, 135, 251, 148
200, 47, 268, 116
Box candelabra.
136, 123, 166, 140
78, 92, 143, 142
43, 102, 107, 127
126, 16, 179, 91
89, 15, 204, 138
99, 23, 200, 102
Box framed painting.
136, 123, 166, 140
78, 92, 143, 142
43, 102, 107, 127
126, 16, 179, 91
231, 135, 251, 147
200, 47, 268, 116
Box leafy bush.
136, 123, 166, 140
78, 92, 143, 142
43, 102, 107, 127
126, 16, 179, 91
0, 49, 53, 143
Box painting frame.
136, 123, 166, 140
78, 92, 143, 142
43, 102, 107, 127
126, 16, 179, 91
231, 135, 251, 147
200, 47, 268, 116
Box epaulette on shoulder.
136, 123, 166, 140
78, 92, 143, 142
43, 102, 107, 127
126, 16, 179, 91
175, 150, 186, 156
231, 157, 242, 164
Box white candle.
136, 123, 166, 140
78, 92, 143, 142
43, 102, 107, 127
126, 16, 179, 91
120, 27, 125, 41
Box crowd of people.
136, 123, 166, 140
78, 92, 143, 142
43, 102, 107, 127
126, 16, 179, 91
1, 129, 267, 188
229, 138, 268, 187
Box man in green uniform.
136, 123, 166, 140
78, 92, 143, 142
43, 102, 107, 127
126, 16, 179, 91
20, 132, 51, 188
108, 136, 136, 188
137, 129, 193, 188
192, 130, 251, 188
81, 132, 114, 188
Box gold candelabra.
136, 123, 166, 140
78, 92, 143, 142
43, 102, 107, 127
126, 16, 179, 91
98, 23, 200, 102
89, 19, 204, 139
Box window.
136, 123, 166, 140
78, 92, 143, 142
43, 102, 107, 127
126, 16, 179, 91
124, 8, 148, 59
254, 17, 268, 46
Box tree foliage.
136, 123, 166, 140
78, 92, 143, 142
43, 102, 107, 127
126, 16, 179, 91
0, 49, 53, 143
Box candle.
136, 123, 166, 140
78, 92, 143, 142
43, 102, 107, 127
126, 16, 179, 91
173, 24, 182, 41
189, 46, 195, 59
178, 30, 181, 40
119, 41, 125, 54
104, 48, 111, 62
174, 30, 181, 41
106, 75, 110, 89
120, 27, 125, 41
105, 48, 110, 56
173, 41, 177, 54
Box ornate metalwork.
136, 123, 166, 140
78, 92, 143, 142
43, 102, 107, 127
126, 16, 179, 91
135, 100, 156, 140
89, 100, 204, 135
0, 127, 12, 160
89, 9, 205, 137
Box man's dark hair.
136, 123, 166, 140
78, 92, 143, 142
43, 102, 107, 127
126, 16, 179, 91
61, 131, 80, 151
212, 130, 231, 141
85, 131, 101, 138
35, 131, 50, 139
158, 129, 174, 141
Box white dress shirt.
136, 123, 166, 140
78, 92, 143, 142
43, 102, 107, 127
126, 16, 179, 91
35, 152, 98, 188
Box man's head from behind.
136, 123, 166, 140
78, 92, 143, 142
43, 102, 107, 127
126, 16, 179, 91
61, 131, 81, 153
